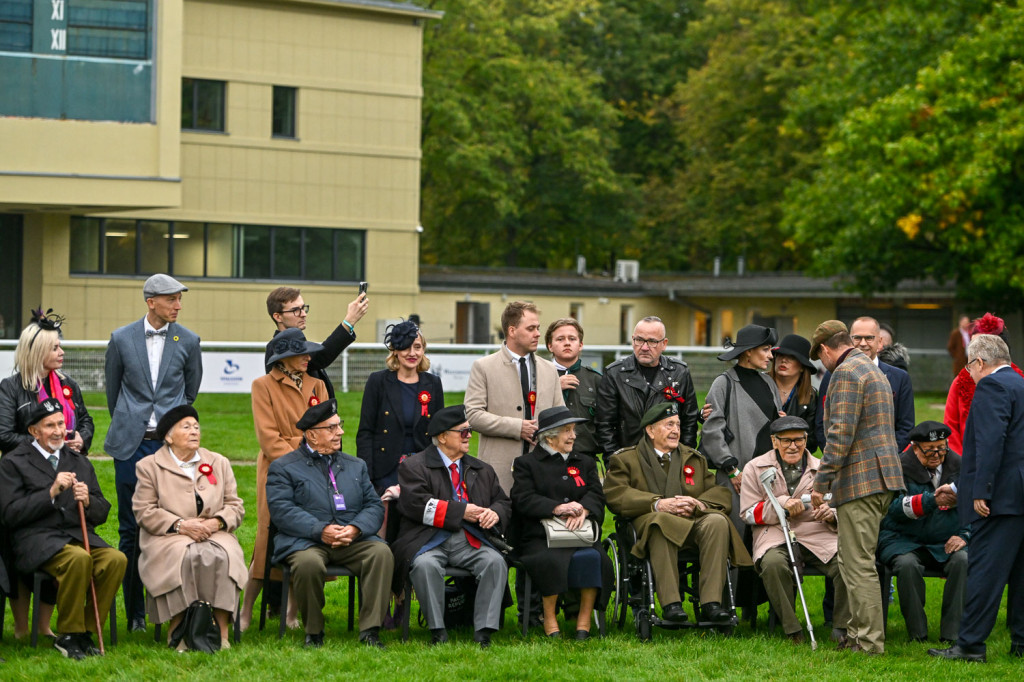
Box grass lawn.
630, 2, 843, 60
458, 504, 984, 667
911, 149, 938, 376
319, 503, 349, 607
4, 391, 1008, 679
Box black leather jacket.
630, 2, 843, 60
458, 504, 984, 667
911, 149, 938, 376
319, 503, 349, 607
596, 354, 699, 454
0, 373, 94, 455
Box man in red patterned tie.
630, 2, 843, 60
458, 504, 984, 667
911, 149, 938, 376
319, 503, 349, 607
389, 405, 511, 648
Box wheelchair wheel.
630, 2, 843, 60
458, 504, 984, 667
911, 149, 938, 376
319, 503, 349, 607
603, 534, 626, 629
634, 608, 652, 642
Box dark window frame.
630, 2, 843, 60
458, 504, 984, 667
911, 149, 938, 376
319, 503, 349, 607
0, 0, 33, 53
272, 85, 297, 139
181, 77, 226, 132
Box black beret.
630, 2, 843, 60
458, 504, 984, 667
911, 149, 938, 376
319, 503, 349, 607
27, 398, 64, 428
909, 420, 952, 443
427, 405, 467, 438
296, 398, 338, 431
640, 401, 679, 429
770, 416, 810, 434
155, 404, 199, 441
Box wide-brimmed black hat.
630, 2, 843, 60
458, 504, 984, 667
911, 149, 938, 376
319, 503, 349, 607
427, 405, 468, 438
717, 325, 778, 362
156, 404, 199, 441
296, 398, 338, 431
267, 328, 325, 366
27, 398, 64, 428
384, 319, 421, 351
536, 406, 588, 435
772, 334, 816, 370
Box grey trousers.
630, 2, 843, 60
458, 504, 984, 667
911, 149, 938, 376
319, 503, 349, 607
757, 544, 848, 636
410, 532, 507, 632
892, 547, 967, 641
287, 540, 394, 635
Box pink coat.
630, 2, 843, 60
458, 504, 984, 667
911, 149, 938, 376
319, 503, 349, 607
739, 449, 839, 564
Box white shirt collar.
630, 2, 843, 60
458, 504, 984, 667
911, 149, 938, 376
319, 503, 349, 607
553, 360, 570, 372
991, 364, 1011, 374
871, 356, 880, 366
505, 346, 531, 363
32, 439, 61, 460
143, 317, 167, 334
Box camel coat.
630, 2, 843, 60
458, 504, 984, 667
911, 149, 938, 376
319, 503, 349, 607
250, 368, 328, 578
133, 446, 246, 598
465, 348, 564, 492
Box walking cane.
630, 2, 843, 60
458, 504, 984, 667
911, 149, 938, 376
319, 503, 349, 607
758, 468, 817, 650
78, 499, 106, 655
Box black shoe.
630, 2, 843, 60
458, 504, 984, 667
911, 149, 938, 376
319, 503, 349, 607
429, 629, 448, 646
700, 602, 731, 624
1010, 643, 1024, 657
78, 632, 101, 656
575, 630, 591, 641
928, 644, 986, 662
546, 630, 561, 639
54, 633, 87, 661
909, 635, 927, 643
359, 628, 385, 649
304, 632, 324, 648
788, 632, 805, 645
661, 602, 688, 623
129, 616, 147, 633
473, 629, 493, 649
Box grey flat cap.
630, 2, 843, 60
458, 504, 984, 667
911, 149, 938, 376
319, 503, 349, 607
143, 273, 188, 299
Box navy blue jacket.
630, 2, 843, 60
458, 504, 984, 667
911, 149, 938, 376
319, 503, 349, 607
266, 443, 384, 563
815, 360, 915, 452
958, 367, 1024, 525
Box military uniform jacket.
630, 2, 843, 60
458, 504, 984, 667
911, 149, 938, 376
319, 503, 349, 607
596, 354, 699, 453
878, 448, 967, 565
556, 361, 602, 460
0, 441, 113, 573
603, 444, 752, 567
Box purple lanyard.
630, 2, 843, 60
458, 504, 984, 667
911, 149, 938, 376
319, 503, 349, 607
327, 463, 340, 495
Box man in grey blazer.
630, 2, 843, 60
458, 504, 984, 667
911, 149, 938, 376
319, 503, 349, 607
465, 301, 563, 494
104, 273, 202, 631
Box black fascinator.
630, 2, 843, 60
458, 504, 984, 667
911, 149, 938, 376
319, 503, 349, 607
384, 319, 420, 351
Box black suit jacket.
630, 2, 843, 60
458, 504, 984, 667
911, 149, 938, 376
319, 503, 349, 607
356, 369, 444, 490
265, 321, 356, 399
0, 441, 112, 573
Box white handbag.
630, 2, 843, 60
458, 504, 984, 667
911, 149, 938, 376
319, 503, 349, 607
541, 516, 598, 548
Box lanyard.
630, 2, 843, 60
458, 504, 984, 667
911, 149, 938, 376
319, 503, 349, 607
326, 462, 340, 495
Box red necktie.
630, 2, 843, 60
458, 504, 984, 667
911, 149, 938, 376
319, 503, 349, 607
450, 463, 481, 549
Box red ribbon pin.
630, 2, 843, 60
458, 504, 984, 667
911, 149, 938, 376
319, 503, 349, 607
567, 466, 585, 487
418, 390, 431, 417
684, 465, 695, 486
309, 396, 319, 407
198, 462, 217, 485
663, 386, 686, 404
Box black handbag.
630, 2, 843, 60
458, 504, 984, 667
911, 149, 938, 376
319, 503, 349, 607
169, 600, 221, 653
697, 373, 735, 456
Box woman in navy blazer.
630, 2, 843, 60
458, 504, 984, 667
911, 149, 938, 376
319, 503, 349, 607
356, 321, 444, 509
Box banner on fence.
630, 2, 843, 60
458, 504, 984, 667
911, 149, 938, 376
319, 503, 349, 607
427, 354, 480, 392
199, 352, 267, 394
0, 351, 13, 380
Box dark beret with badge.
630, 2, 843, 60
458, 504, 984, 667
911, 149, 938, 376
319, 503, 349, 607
641, 401, 679, 429
296, 398, 338, 431
155, 404, 199, 441
27, 397, 64, 428
427, 405, 468, 438
908, 420, 952, 443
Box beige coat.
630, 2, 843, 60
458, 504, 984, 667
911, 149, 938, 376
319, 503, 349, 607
133, 446, 246, 598
465, 347, 564, 492
249, 368, 327, 578
739, 450, 838, 564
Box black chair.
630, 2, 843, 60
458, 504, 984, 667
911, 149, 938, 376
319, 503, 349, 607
31, 569, 118, 647
512, 559, 607, 637
400, 565, 475, 642
259, 523, 358, 639
876, 557, 946, 634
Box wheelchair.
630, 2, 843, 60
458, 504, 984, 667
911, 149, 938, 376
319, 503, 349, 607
604, 516, 738, 640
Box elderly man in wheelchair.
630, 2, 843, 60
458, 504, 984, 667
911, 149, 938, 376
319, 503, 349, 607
604, 402, 751, 627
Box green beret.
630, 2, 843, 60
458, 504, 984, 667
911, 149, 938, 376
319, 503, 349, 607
641, 401, 679, 429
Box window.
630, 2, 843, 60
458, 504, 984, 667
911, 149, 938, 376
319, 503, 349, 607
0, 0, 32, 52
272, 86, 296, 138
67, 0, 149, 59
70, 218, 365, 282
181, 78, 225, 132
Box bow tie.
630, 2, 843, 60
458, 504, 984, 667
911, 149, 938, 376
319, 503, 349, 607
146, 329, 167, 337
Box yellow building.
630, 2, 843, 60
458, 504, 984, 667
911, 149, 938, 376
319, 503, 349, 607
0, 0, 439, 342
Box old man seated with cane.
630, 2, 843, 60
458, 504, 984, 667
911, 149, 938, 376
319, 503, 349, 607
740, 416, 848, 647
0, 398, 126, 660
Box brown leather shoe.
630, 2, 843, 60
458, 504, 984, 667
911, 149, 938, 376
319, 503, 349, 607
788, 632, 805, 645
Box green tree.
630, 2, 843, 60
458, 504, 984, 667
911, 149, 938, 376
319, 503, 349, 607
785, 3, 1024, 308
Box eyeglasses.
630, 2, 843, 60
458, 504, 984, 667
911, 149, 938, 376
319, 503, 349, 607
775, 436, 806, 446
446, 428, 473, 438
916, 446, 945, 457
632, 337, 665, 348
309, 421, 344, 432
967, 357, 983, 370
851, 335, 876, 343
282, 305, 310, 316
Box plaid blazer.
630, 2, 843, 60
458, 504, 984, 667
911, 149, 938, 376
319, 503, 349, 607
814, 349, 904, 505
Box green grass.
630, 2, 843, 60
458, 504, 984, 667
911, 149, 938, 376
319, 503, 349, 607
4, 391, 1004, 678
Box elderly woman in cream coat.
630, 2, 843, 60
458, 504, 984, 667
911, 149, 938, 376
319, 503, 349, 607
133, 405, 246, 649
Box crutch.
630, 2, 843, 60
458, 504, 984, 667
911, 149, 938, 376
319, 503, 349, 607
78, 500, 106, 655
758, 468, 816, 650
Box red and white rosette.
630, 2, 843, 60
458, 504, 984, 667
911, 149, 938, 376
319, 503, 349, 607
309, 395, 319, 407
62, 385, 73, 399
418, 390, 431, 417
528, 390, 537, 417
567, 466, 585, 487
198, 462, 217, 485
684, 465, 695, 486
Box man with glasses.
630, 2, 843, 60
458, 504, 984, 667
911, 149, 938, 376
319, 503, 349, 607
266, 398, 393, 649
390, 405, 511, 648
815, 316, 914, 452
740, 416, 847, 644
878, 421, 967, 644
596, 316, 698, 456
265, 286, 368, 399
